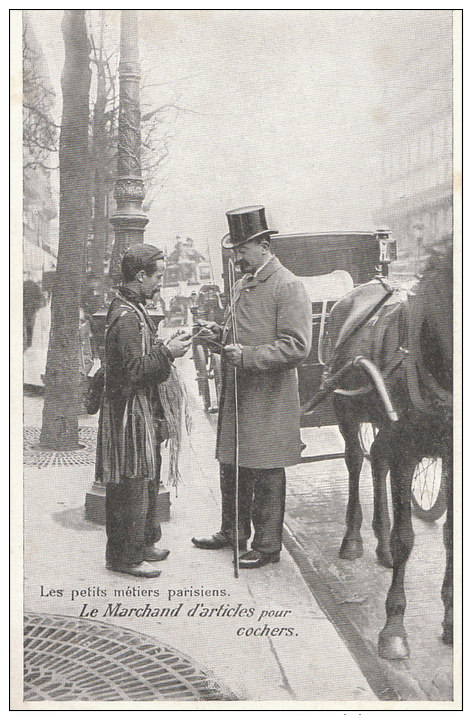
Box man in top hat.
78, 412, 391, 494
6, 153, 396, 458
192, 206, 312, 568
95, 244, 192, 577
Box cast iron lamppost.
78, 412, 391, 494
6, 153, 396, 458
108, 11, 148, 278
85, 10, 168, 523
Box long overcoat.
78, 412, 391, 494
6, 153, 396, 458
216, 256, 312, 468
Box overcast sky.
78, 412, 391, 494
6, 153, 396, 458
29, 10, 452, 273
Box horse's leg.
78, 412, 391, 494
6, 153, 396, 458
441, 453, 453, 645
337, 404, 364, 560
378, 446, 415, 659
370, 429, 393, 568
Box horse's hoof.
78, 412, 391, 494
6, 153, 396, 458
339, 537, 363, 560
378, 633, 410, 660
376, 547, 393, 569
442, 624, 453, 646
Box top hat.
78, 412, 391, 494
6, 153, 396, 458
221, 205, 278, 249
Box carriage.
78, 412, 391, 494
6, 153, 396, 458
161, 257, 214, 326
219, 229, 446, 522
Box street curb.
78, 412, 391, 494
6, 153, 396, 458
282, 523, 429, 702
199, 397, 428, 701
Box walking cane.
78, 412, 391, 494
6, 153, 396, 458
228, 258, 240, 578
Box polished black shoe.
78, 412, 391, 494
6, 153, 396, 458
191, 535, 247, 551
238, 549, 280, 569
144, 546, 170, 562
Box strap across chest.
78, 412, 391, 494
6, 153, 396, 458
106, 299, 154, 357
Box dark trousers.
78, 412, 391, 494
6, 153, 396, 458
218, 464, 286, 553
105, 478, 162, 567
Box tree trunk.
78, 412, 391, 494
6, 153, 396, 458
89, 11, 111, 294
40, 11, 91, 449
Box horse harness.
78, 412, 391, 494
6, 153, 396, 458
328, 278, 409, 397
328, 276, 451, 415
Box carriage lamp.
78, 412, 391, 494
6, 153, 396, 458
376, 228, 397, 276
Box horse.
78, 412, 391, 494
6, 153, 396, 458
304, 238, 453, 659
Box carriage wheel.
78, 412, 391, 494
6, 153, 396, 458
410, 457, 447, 522
358, 424, 447, 522
193, 344, 211, 411
212, 355, 222, 404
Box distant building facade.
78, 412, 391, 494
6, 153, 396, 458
375, 15, 453, 275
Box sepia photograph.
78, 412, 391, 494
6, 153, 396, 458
12, 8, 460, 708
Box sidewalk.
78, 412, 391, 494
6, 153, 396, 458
22, 361, 377, 703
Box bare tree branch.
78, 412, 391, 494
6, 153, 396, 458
23, 15, 59, 170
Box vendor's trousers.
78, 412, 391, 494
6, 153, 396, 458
218, 464, 286, 553
105, 478, 162, 567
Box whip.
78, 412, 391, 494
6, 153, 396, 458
228, 258, 240, 578
206, 235, 216, 286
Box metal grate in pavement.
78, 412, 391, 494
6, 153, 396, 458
23, 427, 97, 467
24, 613, 237, 702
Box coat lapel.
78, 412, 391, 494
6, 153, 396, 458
222, 256, 282, 341
253, 255, 282, 283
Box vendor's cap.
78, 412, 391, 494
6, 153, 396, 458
121, 243, 164, 278
221, 205, 278, 249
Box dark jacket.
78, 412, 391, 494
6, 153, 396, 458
95, 287, 173, 484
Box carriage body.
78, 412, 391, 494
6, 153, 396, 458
222, 230, 394, 428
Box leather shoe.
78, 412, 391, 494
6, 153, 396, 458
238, 549, 280, 569
106, 561, 161, 578
144, 546, 170, 562
191, 535, 247, 551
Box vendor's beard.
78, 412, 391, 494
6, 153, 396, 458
235, 260, 250, 273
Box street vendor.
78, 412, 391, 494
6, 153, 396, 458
192, 206, 312, 568
95, 244, 192, 578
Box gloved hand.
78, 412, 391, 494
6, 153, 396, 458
223, 343, 243, 367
